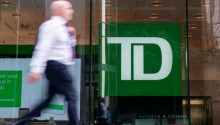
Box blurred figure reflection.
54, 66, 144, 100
98, 97, 111, 125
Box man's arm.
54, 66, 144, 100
28, 23, 55, 83
67, 26, 77, 46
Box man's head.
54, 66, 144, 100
50, 0, 74, 21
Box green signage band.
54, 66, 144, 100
0, 71, 22, 107
98, 23, 182, 96
0, 45, 98, 55
46, 104, 64, 110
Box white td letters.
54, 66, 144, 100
107, 37, 173, 80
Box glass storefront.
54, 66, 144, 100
0, 0, 218, 125
91, 0, 190, 125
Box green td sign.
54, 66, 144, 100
99, 23, 182, 96
0, 71, 22, 107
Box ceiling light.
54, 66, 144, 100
1, 1, 12, 6
182, 100, 204, 105
152, 1, 162, 7
105, 2, 111, 7
195, 14, 204, 19
181, 46, 184, 51
106, 14, 113, 18
0, 41, 6, 44
149, 14, 159, 19
21, 24, 29, 28
189, 24, 199, 29
202, 2, 212, 7
12, 13, 21, 18
28, 33, 36, 37
188, 33, 193, 37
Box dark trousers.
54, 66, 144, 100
15, 61, 79, 125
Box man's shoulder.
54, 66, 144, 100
39, 19, 58, 29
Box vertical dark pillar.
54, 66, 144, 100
185, 0, 191, 125
89, 0, 93, 124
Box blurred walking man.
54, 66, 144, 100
13, 0, 78, 125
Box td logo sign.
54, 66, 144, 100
107, 37, 172, 80
99, 23, 182, 96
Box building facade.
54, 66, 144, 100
0, 0, 218, 125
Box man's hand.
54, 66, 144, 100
67, 26, 76, 36
28, 73, 43, 84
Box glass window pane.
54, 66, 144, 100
92, 0, 190, 125
0, 0, 88, 124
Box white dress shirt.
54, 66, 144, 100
30, 16, 77, 73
